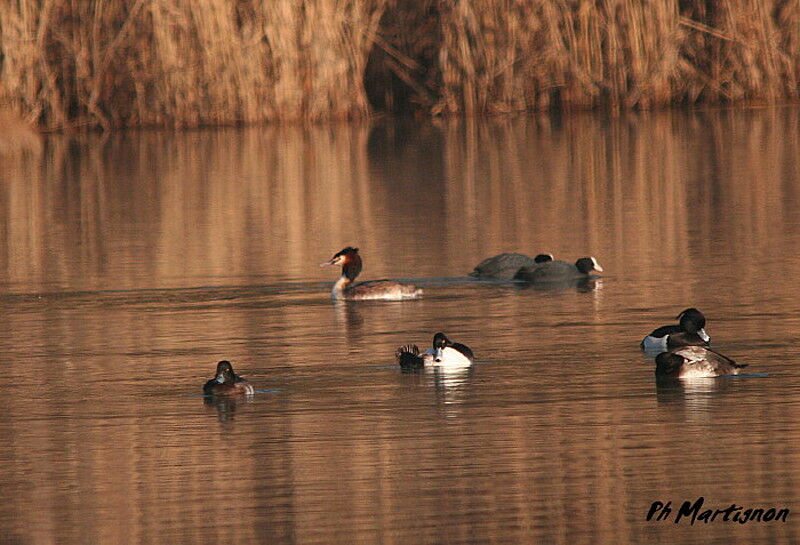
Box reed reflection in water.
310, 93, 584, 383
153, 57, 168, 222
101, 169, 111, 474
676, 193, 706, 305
0, 108, 800, 544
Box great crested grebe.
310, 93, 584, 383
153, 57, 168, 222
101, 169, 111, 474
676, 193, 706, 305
320, 247, 422, 301
203, 360, 255, 396
395, 332, 474, 369
655, 346, 746, 378
470, 252, 554, 280
515, 256, 603, 282
641, 308, 710, 352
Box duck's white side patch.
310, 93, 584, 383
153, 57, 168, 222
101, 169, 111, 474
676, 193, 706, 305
641, 335, 668, 351
679, 367, 717, 378
434, 347, 473, 367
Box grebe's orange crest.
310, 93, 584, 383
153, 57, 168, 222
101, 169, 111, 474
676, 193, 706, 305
320, 247, 363, 280
320, 247, 359, 266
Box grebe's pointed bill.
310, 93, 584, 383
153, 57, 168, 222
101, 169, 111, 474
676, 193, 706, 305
320, 247, 358, 267
591, 257, 603, 272
320, 256, 342, 267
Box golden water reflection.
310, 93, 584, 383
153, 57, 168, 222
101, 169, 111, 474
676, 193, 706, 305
1, 109, 800, 544
0, 108, 798, 292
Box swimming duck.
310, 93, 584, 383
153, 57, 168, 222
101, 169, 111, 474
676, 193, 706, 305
395, 332, 475, 369
655, 346, 747, 378
515, 256, 603, 282
203, 360, 255, 396
641, 308, 710, 352
320, 247, 422, 301
470, 252, 554, 280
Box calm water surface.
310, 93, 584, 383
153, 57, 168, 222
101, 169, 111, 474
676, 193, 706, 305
2, 109, 800, 544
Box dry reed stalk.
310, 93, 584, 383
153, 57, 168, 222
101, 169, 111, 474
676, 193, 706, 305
0, 0, 387, 129
438, 0, 684, 113
1, 0, 800, 128
678, 0, 798, 102
0, 0, 64, 126
437, 0, 800, 114
145, 0, 274, 127
0, 109, 42, 156
298, 0, 386, 120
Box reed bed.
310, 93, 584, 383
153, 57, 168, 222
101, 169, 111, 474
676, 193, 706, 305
0, 109, 42, 155
0, 0, 386, 129
0, 0, 798, 129
439, 0, 800, 113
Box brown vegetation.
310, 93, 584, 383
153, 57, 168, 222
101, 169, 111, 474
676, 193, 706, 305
0, 0, 386, 129
0, 0, 798, 129
0, 109, 42, 155
438, 0, 800, 113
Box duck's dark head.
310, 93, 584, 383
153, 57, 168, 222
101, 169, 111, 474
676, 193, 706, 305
655, 352, 686, 377
432, 332, 452, 350
320, 247, 363, 280
432, 332, 452, 362
575, 256, 603, 274
534, 253, 554, 264
213, 360, 236, 384
677, 308, 709, 341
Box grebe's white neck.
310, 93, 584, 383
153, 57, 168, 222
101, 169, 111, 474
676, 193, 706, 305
332, 275, 353, 299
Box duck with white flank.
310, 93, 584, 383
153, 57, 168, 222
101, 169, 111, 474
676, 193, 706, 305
470, 252, 554, 280
655, 346, 747, 379
641, 308, 710, 352
514, 256, 603, 282
320, 247, 422, 301
396, 332, 475, 370
203, 361, 255, 396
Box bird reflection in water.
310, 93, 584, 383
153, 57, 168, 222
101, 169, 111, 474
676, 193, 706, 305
400, 363, 475, 418
432, 365, 475, 417
654, 377, 744, 422
204, 394, 254, 424
331, 300, 365, 343
513, 277, 603, 293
